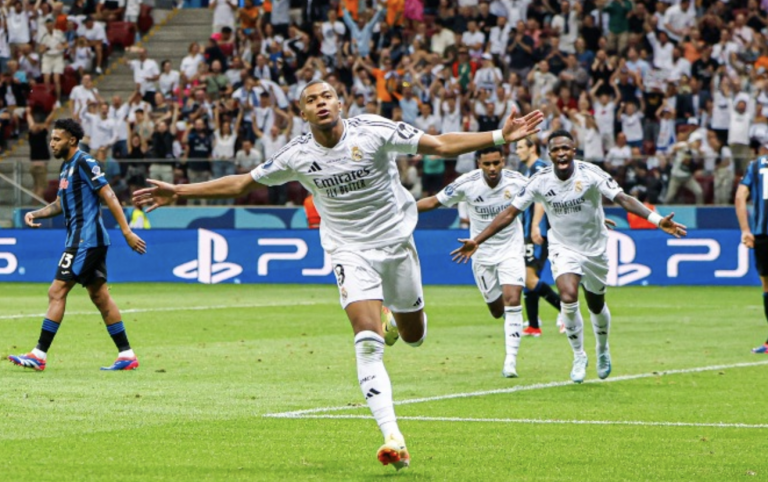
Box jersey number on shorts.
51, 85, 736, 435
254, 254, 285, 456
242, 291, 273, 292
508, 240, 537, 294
58, 253, 74, 269
525, 244, 535, 259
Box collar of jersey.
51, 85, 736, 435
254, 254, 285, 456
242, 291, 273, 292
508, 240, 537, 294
310, 119, 348, 150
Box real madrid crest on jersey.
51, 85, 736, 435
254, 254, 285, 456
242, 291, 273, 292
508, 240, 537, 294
351, 146, 363, 162
575, 180, 583, 193
504, 189, 512, 199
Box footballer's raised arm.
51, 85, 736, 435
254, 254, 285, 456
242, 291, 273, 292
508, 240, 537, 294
418, 109, 543, 159
133, 174, 264, 212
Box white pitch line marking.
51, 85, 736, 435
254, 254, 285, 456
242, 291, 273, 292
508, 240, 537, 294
0, 300, 329, 320
282, 414, 768, 429
264, 360, 768, 418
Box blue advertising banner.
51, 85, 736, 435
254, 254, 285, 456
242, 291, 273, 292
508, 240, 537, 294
0, 229, 759, 286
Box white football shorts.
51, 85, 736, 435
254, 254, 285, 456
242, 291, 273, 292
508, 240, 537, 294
331, 237, 425, 312
472, 255, 526, 303
549, 245, 609, 295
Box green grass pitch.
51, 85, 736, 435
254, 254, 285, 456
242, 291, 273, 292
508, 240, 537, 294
1, 283, 766, 481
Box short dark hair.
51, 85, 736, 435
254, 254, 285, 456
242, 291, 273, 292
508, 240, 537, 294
520, 136, 538, 151
53, 118, 85, 142
476, 146, 503, 159
299, 79, 337, 106
548, 129, 574, 144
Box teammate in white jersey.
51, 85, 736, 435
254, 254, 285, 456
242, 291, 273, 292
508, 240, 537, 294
417, 147, 528, 377
451, 130, 686, 383
133, 80, 544, 470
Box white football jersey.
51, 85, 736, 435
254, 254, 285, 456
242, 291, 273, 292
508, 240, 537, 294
437, 169, 528, 264
250, 115, 424, 253
512, 161, 623, 257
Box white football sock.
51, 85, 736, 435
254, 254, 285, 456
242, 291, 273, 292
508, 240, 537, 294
504, 306, 523, 359
354, 331, 402, 441
118, 349, 136, 358
590, 304, 611, 352
31, 348, 47, 359
405, 312, 428, 347
561, 301, 585, 354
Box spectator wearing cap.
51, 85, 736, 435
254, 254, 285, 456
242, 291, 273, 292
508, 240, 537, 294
474, 53, 502, 97
77, 15, 107, 75
38, 17, 67, 101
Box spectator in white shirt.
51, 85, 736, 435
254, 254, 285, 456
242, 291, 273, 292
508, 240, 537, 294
320, 10, 345, 67
619, 101, 645, 148
108, 95, 129, 158
127, 47, 161, 106
645, 23, 674, 72
729, 93, 753, 172
670, 46, 691, 82
70, 74, 101, 117
606, 133, 632, 175
661, 0, 694, 43
461, 20, 485, 59
38, 18, 66, 100
732, 14, 754, 49
712, 30, 739, 75
209, 0, 237, 34
430, 18, 456, 57
84, 102, 119, 151
180, 42, 204, 80
78, 16, 107, 74
6, 0, 33, 58
158, 60, 180, 99
488, 16, 512, 57
551, 1, 579, 54
234, 139, 263, 173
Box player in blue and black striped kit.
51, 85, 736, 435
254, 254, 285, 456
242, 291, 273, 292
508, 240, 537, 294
735, 146, 768, 354
516, 137, 562, 336
8, 119, 147, 371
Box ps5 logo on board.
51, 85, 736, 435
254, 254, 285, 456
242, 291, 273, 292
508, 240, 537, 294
173, 229, 243, 284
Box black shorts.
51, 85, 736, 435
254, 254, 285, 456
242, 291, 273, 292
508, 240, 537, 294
524, 238, 548, 273
55, 247, 108, 286
754, 236, 768, 277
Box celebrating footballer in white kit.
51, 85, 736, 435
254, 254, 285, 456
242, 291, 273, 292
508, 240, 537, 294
418, 147, 528, 378
451, 130, 687, 384
133, 79, 544, 470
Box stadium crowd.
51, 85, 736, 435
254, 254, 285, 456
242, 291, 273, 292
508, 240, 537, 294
5, 0, 768, 206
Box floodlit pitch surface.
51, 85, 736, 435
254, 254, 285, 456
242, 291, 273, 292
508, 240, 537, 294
1, 283, 766, 481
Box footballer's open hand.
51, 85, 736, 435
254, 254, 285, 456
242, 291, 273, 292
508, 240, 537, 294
659, 213, 687, 238
132, 179, 178, 213
451, 238, 478, 264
